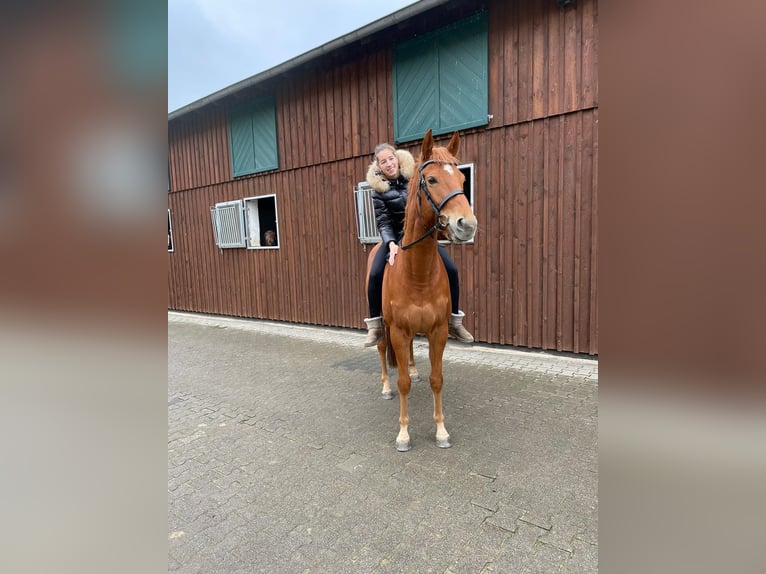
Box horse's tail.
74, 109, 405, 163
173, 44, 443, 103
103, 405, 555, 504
385, 323, 397, 368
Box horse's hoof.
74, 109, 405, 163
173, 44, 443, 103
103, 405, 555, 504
381, 391, 395, 400
436, 438, 452, 449
395, 440, 411, 452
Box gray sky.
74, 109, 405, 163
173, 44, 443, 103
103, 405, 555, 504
169, 0, 421, 112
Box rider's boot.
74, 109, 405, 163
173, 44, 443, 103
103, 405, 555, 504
363, 317, 384, 347
448, 311, 474, 343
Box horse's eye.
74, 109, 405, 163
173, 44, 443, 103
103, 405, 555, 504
427, 177, 437, 185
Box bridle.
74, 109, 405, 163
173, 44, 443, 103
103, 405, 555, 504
400, 159, 465, 250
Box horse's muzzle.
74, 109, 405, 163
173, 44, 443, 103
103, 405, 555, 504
448, 215, 477, 243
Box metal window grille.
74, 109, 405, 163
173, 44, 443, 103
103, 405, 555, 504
209, 200, 246, 248
354, 183, 381, 244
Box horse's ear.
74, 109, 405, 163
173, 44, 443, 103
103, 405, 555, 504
447, 131, 460, 157
421, 129, 434, 160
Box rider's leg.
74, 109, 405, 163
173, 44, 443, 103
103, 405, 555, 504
364, 243, 389, 347
437, 245, 474, 343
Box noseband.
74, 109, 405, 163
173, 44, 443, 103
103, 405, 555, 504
400, 160, 465, 250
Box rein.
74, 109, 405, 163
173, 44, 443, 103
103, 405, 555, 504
400, 160, 464, 250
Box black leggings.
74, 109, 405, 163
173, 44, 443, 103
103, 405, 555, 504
367, 243, 459, 317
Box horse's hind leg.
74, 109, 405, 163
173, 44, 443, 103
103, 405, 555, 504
378, 337, 394, 400
407, 339, 420, 382
427, 330, 451, 448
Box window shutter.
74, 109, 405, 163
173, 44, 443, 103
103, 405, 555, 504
229, 97, 278, 177
210, 200, 246, 248
251, 99, 278, 172
393, 11, 488, 143
354, 183, 381, 243
437, 13, 488, 131
393, 36, 438, 143
229, 108, 256, 177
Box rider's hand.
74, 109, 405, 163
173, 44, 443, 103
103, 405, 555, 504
388, 242, 399, 266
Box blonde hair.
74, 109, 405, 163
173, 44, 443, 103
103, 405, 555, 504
374, 143, 396, 160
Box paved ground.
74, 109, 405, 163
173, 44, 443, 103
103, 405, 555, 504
168, 312, 598, 573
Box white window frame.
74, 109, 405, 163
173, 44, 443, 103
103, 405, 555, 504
243, 193, 280, 249
168, 208, 174, 252
459, 163, 475, 213
443, 162, 475, 245
210, 200, 246, 248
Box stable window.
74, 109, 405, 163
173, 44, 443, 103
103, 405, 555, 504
168, 208, 174, 252
458, 163, 474, 209
393, 11, 488, 143
228, 96, 279, 177
243, 194, 279, 248
209, 200, 246, 248
353, 163, 475, 245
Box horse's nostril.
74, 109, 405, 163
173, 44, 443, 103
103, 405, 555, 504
456, 217, 464, 230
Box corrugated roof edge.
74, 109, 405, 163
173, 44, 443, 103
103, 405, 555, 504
168, 0, 451, 121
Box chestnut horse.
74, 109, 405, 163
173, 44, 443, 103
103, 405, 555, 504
365, 252, 420, 401
367, 129, 477, 451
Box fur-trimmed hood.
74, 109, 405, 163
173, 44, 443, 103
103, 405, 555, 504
365, 149, 415, 193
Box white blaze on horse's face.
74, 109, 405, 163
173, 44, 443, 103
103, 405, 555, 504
443, 164, 454, 175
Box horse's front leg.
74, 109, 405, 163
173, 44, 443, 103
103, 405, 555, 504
390, 327, 413, 451
427, 328, 451, 448
377, 336, 394, 400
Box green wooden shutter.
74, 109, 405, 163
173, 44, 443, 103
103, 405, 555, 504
393, 36, 438, 143
252, 98, 278, 172
229, 97, 278, 177
393, 11, 488, 143
437, 12, 488, 132
230, 106, 256, 176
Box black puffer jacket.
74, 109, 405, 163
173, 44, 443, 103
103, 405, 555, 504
372, 177, 408, 246
365, 149, 416, 246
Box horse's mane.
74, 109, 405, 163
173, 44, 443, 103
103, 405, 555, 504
430, 145, 457, 163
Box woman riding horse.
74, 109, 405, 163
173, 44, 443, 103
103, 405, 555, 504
363, 143, 474, 346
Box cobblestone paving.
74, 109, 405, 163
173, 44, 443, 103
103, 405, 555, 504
168, 313, 598, 573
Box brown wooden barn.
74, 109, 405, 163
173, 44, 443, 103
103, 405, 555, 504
168, 0, 598, 355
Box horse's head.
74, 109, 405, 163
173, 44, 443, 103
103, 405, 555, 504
417, 129, 478, 244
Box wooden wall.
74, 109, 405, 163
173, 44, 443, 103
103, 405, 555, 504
168, 0, 598, 355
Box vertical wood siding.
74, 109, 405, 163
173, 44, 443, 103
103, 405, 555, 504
168, 0, 598, 355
